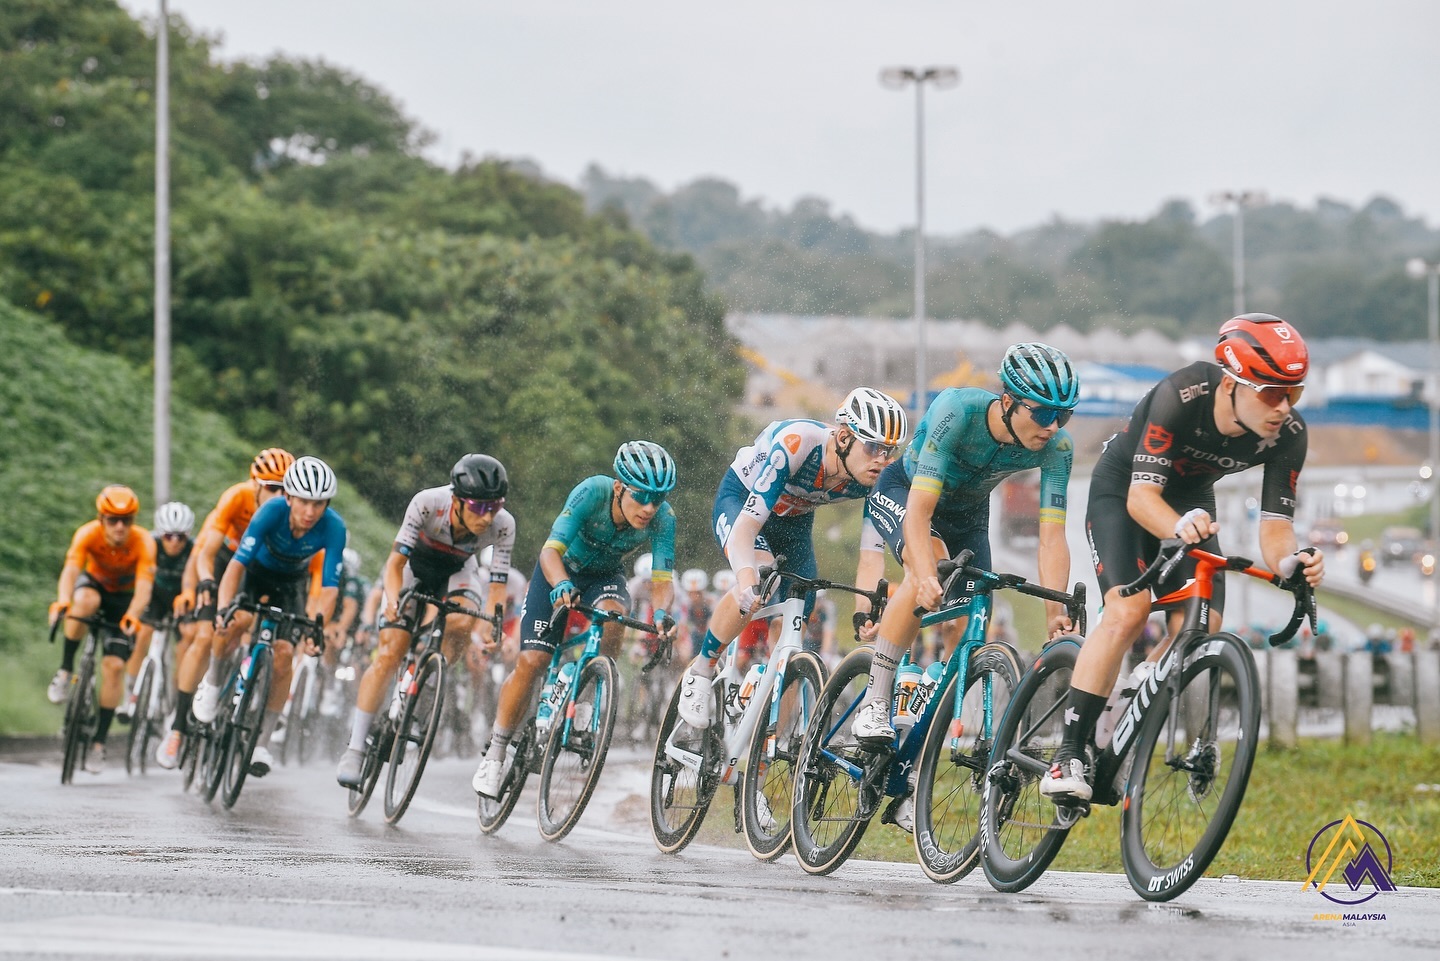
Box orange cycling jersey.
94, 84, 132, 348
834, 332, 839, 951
65, 521, 157, 594
201, 481, 260, 552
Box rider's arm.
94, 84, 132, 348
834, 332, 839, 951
724, 510, 766, 592
216, 556, 246, 611
1125, 483, 1208, 542
1259, 517, 1325, 587
310, 586, 339, 624
538, 545, 570, 598
649, 576, 675, 622
122, 532, 157, 629
1036, 519, 1071, 635
853, 547, 885, 614
56, 524, 92, 607
380, 547, 407, 622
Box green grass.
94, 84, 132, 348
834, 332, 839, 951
0, 301, 398, 735
686, 733, 1438, 887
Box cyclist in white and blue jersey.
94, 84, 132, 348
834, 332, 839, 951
674, 387, 909, 729
198, 456, 347, 776
472, 441, 679, 798
853, 345, 1080, 762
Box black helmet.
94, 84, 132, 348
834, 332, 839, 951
450, 453, 508, 500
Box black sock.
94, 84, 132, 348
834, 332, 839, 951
61, 640, 80, 673
1059, 689, 1108, 762
173, 691, 194, 732
95, 708, 115, 745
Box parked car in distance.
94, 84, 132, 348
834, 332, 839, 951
1380, 525, 1424, 566
1307, 518, 1349, 549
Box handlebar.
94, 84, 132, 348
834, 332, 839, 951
913, 549, 1089, 635
755, 556, 891, 642
397, 587, 501, 630
218, 595, 327, 652
1118, 538, 1318, 647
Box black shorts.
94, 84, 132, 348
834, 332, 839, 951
518, 563, 628, 654
238, 565, 309, 618
1086, 488, 1225, 614
868, 460, 993, 572
143, 588, 179, 627
74, 574, 135, 660
195, 544, 236, 621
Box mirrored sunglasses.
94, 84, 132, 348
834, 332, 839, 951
1014, 398, 1073, 428
258, 481, 285, 492
101, 515, 135, 527
626, 487, 668, 506
860, 440, 900, 459
461, 497, 505, 516
1230, 373, 1304, 407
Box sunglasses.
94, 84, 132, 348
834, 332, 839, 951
461, 497, 505, 516
1230, 373, 1305, 407
625, 487, 668, 506
1012, 397, 1073, 428
161, 531, 188, 542
859, 440, 901, 460
101, 515, 135, 527
258, 481, 285, 492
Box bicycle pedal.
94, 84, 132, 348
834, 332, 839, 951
1055, 802, 1090, 828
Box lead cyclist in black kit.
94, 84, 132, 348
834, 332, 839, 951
1041, 313, 1327, 801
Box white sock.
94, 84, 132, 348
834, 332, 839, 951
348, 709, 374, 752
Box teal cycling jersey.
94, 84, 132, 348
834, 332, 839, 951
902, 387, 1073, 522
542, 475, 676, 580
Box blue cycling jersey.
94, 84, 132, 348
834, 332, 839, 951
542, 475, 676, 580
233, 495, 348, 588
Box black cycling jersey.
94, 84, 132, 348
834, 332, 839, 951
1092, 362, 1306, 521
152, 535, 194, 598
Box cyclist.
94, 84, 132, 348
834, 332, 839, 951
676, 568, 713, 663
155, 448, 294, 768
674, 386, 909, 729
1041, 314, 1325, 802
118, 502, 196, 722
336, 453, 515, 788
196, 456, 347, 777
848, 345, 1079, 829
47, 485, 157, 772
472, 440, 678, 798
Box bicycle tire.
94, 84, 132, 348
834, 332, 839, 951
648, 673, 723, 854
383, 651, 446, 824
1120, 632, 1261, 901
60, 648, 96, 785
477, 717, 538, 835
180, 724, 200, 791
125, 660, 158, 776
277, 664, 304, 766
347, 715, 391, 818
295, 665, 320, 765
740, 651, 825, 861
790, 646, 882, 876
537, 655, 619, 842
980, 637, 1081, 893
913, 642, 1023, 883
221, 645, 273, 809
199, 717, 227, 803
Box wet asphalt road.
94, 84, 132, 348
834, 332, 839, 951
2, 744, 1437, 961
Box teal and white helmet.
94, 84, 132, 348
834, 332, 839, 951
998, 343, 1080, 409
613, 441, 677, 494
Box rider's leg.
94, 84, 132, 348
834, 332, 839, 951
256, 639, 295, 750
687, 571, 761, 680
1052, 587, 1151, 773
60, 586, 101, 671
347, 625, 409, 750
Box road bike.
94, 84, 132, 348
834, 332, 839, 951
478, 603, 666, 841
276, 650, 323, 767
52, 613, 124, 784
791, 553, 1086, 877
649, 565, 887, 859
124, 614, 181, 776
980, 538, 1316, 901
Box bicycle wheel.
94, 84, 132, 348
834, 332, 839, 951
221, 645, 273, 809
981, 637, 1081, 893
649, 674, 723, 854
740, 651, 825, 861
537, 656, 619, 842
347, 716, 391, 818
383, 652, 446, 824
477, 717, 538, 835
125, 660, 158, 776
278, 666, 304, 767
1120, 632, 1261, 902
199, 717, 227, 803
60, 651, 96, 785
791, 647, 884, 876
180, 725, 200, 791
913, 642, 1023, 883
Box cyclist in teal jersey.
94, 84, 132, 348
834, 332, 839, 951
472, 441, 679, 797
853, 344, 1080, 762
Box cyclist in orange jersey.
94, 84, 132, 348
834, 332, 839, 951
154, 448, 294, 769
48, 485, 156, 772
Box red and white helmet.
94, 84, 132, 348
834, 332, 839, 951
1214, 313, 1308, 386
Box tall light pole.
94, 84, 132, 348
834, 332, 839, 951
154, 0, 172, 503
881, 66, 958, 423
1407, 258, 1440, 592
1211, 190, 1266, 314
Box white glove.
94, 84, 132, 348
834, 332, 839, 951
1174, 508, 1210, 538
731, 584, 758, 616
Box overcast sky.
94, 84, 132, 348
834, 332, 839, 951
126, 0, 1440, 236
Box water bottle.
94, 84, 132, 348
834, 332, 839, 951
736, 663, 766, 715
909, 661, 943, 720
893, 661, 924, 730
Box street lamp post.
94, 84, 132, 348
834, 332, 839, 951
1407, 258, 1440, 610
154, 0, 172, 504
1211, 190, 1266, 314
881, 66, 958, 423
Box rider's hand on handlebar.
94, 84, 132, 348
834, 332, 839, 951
1278, 547, 1325, 588
1173, 508, 1217, 544
914, 573, 945, 613
853, 610, 880, 643
652, 609, 676, 640
548, 579, 577, 609
730, 583, 759, 617
120, 614, 141, 636
48, 601, 68, 628
1046, 611, 1074, 640
173, 588, 195, 616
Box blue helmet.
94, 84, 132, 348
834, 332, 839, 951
998, 343, 1080, 409
613, 441, 677, 493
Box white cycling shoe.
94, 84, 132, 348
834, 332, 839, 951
675, 668, 713, 729
850, 697, 895, 744
248, 745, 275, 778
191, 680, 221, 724
472, 755, 505, 798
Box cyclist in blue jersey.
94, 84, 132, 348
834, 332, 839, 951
852, 345, 1080, 812
674, 386, 909, 729
196, 456, 348, 776
472, 441, 679, 798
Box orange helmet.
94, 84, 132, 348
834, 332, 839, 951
1215, 313, 1308, 387
96, 484, 140, 517
251, 448, 295, 483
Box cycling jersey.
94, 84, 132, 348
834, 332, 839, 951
394, 485, 515, 587
542, 475, 676, 581
152, 535, 193, 598
728, 419, 871, 523
1091, 362, 1306, 521
199, 481, 262, 554
233, 496, 347, 588
64, 522, 157, 594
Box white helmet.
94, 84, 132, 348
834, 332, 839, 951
713, 569, 737, 593
633, 552, 653, 580
835, 387, 908, 446
153, 501, 195, 536
680, 568, 709, 592
283, 456, 338, 500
